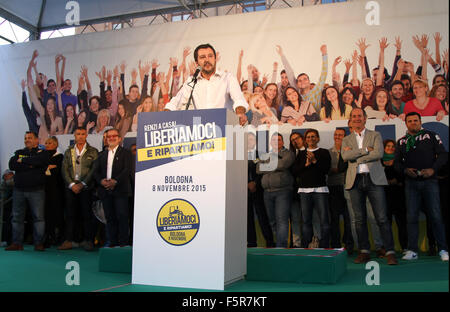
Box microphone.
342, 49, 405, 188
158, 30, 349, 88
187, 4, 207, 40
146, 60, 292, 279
192, 66, 202, 82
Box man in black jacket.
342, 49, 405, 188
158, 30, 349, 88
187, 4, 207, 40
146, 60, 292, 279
6, 131, 49, 251
395, 112, 449, 261
94, 128, 132, 247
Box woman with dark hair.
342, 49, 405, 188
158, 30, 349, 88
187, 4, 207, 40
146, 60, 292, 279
264, 83, 281, 119
320, 86, 352, 122
88, 95, 101, 124
76, 109, 95, 133
429, 83, 449, 113
63, 103, 77, 134
432, 74, 447, 87
33, 94, 64, 144
340, 86, 358, 108
281, 87, 319, 125
114, 103, 132, 138
293, 129, 331, 248
367, 88, 395, 121
382, 139, 408, 252
77, 89, 89, 112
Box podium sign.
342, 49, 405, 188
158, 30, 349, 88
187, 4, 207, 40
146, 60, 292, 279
132, 109, 247, 290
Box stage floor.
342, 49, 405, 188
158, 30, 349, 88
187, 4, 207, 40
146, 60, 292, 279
0, 245, 447, 292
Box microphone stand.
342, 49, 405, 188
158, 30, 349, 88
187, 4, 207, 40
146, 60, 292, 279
185, 76, 199, 110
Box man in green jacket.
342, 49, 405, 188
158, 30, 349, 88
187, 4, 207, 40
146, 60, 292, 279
59, 127, 99, 251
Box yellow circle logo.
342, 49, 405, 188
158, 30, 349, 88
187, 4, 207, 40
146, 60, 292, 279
156, 198, 200, 246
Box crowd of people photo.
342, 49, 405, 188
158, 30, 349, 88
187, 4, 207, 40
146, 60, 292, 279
1, 32, 448, 265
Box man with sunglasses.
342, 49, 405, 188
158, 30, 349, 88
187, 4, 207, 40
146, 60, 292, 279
59, 127, 99, 251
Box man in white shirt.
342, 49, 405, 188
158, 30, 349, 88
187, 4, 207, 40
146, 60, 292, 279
165, 44, 248, 112
94, 128, 132, 248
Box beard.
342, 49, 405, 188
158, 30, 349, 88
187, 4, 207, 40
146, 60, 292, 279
201, 62, 216, 75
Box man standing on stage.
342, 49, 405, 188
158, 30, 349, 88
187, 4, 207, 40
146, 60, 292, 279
395, 112, 448, 261
165, 43, 248, 112
341, 108, 398, 265
6, 131, 49, 251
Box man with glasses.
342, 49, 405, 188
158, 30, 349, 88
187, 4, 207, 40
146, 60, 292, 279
59, 127, 99, 251
94, 129, 132, 248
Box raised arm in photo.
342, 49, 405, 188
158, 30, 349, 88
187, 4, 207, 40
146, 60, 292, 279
356, 38, 371, 79
376, 37, 389, 87
434, 32, 442, 66
276, 45, 297, 88
120, 61, 127, 99
332, 56, 342, 88
237, 49, 244, 83
27, 58, 45, 122
351, 50, 359, 86
181, 47, 191, 84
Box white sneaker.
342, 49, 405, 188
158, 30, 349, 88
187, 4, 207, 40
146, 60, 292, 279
439, 250, 449, 261
402, 250, 418, 260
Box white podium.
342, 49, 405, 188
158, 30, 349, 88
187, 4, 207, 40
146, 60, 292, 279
131, 109, 247, 290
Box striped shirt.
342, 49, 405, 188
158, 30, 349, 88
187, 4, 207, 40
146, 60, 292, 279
300, 54, 328, 113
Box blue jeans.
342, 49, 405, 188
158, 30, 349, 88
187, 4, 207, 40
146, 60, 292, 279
300, 192, 330, 248
263, 189, 292, 248
349, 174, 395, 253
405, 178, 448, 252
12, 188, 45, 245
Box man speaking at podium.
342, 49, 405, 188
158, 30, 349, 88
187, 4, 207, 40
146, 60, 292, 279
164, 43, 248, 113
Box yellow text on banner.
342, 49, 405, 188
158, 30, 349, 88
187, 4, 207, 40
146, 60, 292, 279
137, 137, 226, 162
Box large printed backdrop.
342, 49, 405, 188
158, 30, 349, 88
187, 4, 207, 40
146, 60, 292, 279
0, 0, 449, 170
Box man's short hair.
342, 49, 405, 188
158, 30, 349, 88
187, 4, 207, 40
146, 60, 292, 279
129, 84, 139, 92
405, 111, 422, 121
25, 131, 38, 138
297, 73, 309, 81
304, 128, 319, 139
335, 127, 346, 135
194, 43, 216, 62
47, 79, 56, 87
107, 127, 121, 138
280, 69, 286, 75
89, 95, 101, 106
350, 107, 367, 118
400, 74, 412, 82
75, 126, 87, 132
390, 80, 404, 90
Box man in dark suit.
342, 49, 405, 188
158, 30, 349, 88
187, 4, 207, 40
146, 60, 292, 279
94, 128, 132, 247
